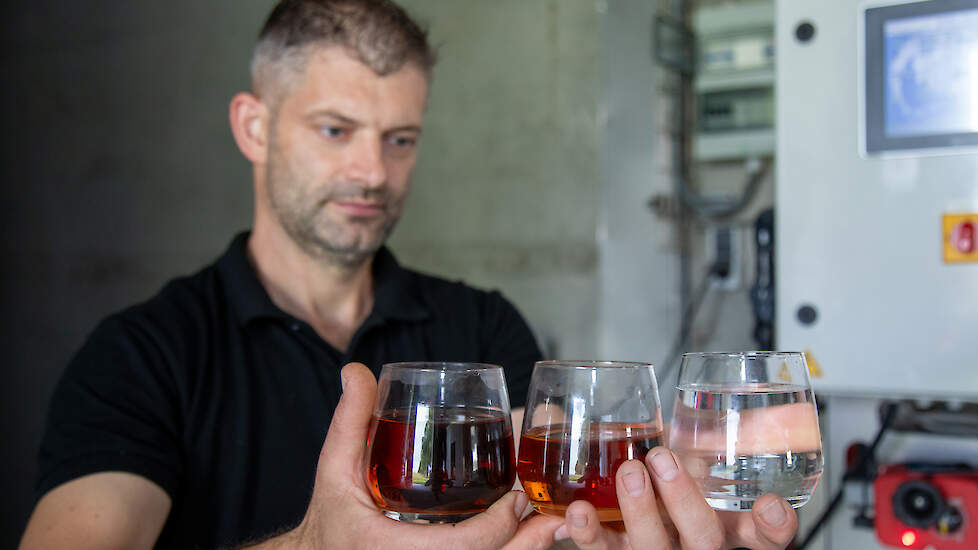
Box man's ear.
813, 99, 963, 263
229, 92, 270, 165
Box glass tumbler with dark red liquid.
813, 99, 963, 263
517, 360, 663, 522
366, 362, 516, 523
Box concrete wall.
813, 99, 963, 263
392, 0, 602, 360
597, 0, 681, 372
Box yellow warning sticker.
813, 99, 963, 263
943, 213, 978, 263
777, 362, 792, 383
804, 350, 824, 378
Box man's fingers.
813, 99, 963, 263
616, 459, 671, 548
371, 492, 559, 550
752, 495, 798, 548
501, 511, 565, 550
646, 447, 725, 550
719, 494, 797, 549
562, 500, 620, 550
450, 491, 524, 549
320, 363, 377, 476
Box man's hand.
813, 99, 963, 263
257, 362, 562, 550
554, 448, 798, 550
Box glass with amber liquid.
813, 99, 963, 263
366, 362, 516, 523
517, 360, 664, 522
669, 352, 823, 511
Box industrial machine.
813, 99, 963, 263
875, 463, 978, 549
775, 0, 978, 548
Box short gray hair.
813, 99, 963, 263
251, 0, 437, 109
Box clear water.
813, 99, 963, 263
671, 384, 824, 511
683, 450, 823, 510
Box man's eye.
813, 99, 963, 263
389, 136, 417, 148
321, 126, 346, 138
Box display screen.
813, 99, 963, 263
864, 0, 978, 154
883, 8, 978, 137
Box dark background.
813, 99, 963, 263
1, 2, 274, 545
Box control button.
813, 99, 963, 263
938, 505, 964, 535
952, 221, 975, 254
892, 480, 945, 529
943, 214, 978, 263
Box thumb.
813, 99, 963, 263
501, 512, 565, 550
750, 494, 799, 548
449, 491, 526, 549
319, 362, 378, 477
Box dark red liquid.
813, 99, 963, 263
367, 407, 515, 516
517, 422, 663, 521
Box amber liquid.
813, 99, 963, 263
518, 422, 663, 521
367, 407, 515, 521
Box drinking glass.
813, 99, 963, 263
517, 360, 664, 522
365, 362, 516, 523
669, 351, 824, 511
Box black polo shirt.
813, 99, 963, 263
35, 232, 541, 549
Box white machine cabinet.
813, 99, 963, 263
776, 0, 978, 401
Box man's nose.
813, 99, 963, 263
345, 134, 387, 189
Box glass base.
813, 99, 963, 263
706, 494, 811, 511
383, 510, 479, 524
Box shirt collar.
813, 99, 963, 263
370, 245, 429, 323
216, 232, 429, 326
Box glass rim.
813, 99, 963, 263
681, 351, 804, 359
381, 361, 502, 373
535, 359, 655, 370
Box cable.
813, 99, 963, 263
795, 402, 900, 550
679, 157, 771, 222
657, 260, 724, 384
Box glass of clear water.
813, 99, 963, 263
669, 351, 823, 511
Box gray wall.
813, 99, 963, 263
393, 0, 602, 360
597, 0, 681, 370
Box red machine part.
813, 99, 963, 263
875, 464, 978, 549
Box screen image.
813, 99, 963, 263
883, 8, 978, 138
863, 0, 978, 155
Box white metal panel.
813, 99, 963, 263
775, 0, 978, 400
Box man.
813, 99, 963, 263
21, 1, 540, 548
20, 1, 799, 549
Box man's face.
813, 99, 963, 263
263, 47, 428, 265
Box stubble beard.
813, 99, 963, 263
264, 139, 403, 270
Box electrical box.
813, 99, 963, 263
694, 0, 775, 160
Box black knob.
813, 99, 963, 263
938, 505, 964, 534
892, 480, 945, 529
797, 304, 818, 325
795, 21, 816, 43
